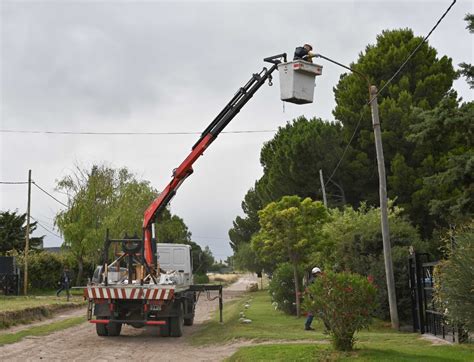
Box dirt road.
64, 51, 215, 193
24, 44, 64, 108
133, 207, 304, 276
0, 275, 258, 362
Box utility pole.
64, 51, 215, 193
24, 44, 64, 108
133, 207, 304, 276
369, 86, 399, 329
24, 169, 32, 295
319, 169, 328, 207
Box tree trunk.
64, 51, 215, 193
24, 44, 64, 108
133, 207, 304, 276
76, 256, 83, 286
293, 261, 301, 317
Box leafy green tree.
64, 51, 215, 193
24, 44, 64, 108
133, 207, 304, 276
434, 221, 474, 331
229, 185, 262, 252
229, 117, 345, 257
459, 14, 474, 88
233, 242, 268, 274
316, 202, 430, 320
252, 196, 329, 317
0, 210, 44, 254
55, 165, 159, 283
257, 117, 347, 206
401, 92, 473, 228
332, 29, 456, 236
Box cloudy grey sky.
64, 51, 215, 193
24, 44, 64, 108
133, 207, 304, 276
1, 0, 472, 260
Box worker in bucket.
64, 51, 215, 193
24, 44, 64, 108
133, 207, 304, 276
294, 43, 315, 63
304, 266, 321, 331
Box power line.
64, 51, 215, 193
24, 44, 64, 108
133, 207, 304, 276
0, 129, 277, 136
373, 0, 457, 100
324, 0, 456, 187
0, 181, 28, 184
31, 216, 62, 239
32, 182, 68, 208
325, 113, 364, 186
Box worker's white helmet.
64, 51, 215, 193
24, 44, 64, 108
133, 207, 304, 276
311, 267, 321, 274
304, 43, 313, 51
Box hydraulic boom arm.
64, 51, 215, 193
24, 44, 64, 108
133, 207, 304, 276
142, 53, 287, 266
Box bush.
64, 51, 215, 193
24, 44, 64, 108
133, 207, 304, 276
434, 222, 474, 330
313, 203, 431, 321
194, 273, 209, 284
9, 250, 95, 290
268, 262, 303, 315
303, 271, 377, 351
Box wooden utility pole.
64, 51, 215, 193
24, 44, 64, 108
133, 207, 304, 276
24, 169, 32, 295
319, 169, 328, 207
369, 86, 399, 329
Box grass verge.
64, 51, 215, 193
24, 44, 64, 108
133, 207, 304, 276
0, 295, 85, 329
0, 316, 86, 346
192, 290, 327, 345
193, 290, 474, 361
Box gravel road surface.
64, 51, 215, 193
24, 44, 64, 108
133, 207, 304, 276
0, 275, 258, 362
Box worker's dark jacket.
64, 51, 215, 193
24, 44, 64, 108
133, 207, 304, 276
294, 46, 310, 61
59, 271, 71, 288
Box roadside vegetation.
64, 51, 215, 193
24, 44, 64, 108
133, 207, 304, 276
0, 294, 85, 329
193, 291, 474, 361
229, 16, 474, 351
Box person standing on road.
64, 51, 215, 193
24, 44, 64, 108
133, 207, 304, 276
304, 266, 321, 331
56, 267, 72, 301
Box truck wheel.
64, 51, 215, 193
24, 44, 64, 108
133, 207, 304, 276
159, 320, 170, 337
170, 304, 184, 337
107, 322, 122, 336
96, 323, 108, 336
184, 316, 194, 326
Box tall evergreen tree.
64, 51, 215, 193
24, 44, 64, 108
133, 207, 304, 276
0, 211, 44, 254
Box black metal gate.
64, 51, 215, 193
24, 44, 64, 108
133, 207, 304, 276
408, 252, 468, 343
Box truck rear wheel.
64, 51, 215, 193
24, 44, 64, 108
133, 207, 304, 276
159, 320, 170, 337
170, 304, 184, 337
107, 322, 122, 336
96, 323, 108, 336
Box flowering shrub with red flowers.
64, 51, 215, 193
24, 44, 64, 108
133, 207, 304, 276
303, 271, 377, 351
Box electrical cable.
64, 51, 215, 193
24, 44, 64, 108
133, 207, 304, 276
371, 0, 457, 102
0, 181, 29, 184
32, 182, 68, 208
0, 129, 277, 136
323, 0, 456, 187
324, 112, 364, 186
30, 216, 62, 239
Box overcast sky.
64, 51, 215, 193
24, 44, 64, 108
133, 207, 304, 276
1, 0, 472, 260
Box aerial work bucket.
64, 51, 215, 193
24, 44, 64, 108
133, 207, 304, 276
278, 60, 323, 104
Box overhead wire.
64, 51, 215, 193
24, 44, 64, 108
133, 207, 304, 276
323, 0, 456, 187
0, 181, 29, 184
30, 216, 62, 239
32, 182, 68, 208
372, 0, 457, 101
0, 129, 277, 136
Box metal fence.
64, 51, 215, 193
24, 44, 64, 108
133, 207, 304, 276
0, 273, 20, 296
408, 252, 469, 343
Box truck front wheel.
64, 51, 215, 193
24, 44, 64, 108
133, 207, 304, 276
184, 316, 194, 326
169, 304, 184, 337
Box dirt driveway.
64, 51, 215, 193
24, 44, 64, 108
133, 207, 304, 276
0, 275, 258, 362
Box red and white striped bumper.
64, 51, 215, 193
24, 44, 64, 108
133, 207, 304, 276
84, 286, 174, 300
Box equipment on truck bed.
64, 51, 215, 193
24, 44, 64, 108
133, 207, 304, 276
84, 51, 322, 337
